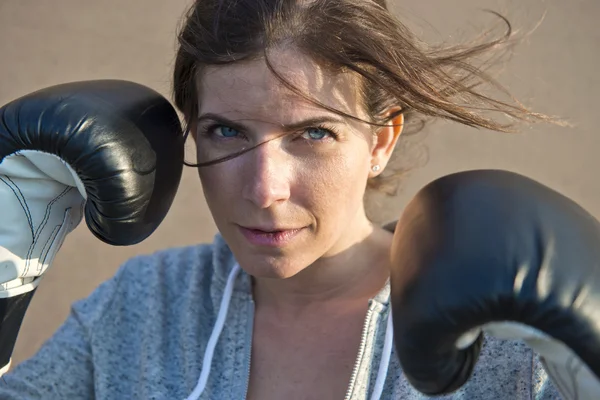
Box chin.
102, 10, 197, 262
235, 250, 312, 279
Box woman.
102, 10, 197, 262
0, 0, 563, 398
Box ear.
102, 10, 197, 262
369, 109, 404, 177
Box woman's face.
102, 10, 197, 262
193, 49, 400, 279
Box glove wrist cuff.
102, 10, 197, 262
0, 290, 36, 375
0, 277, 40, 298
0, 358, 11, 377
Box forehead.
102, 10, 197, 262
197, 49, 366, 122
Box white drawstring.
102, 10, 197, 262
185, 263, 241, 400
185, 263, 394, 400
369, 310, 394, 400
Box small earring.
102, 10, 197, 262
371, 164, 381, 172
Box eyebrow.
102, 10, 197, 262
197, 113, 348, 132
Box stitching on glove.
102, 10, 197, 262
38, 208, 71, 274
0, 176, 34, 237
38, 225, 61, 275
23, 187, 72, 277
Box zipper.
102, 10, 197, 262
243, 296, 255, 399
343, 299, 376, 400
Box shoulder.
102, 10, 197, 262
388, 335, 561, 399
120, 232, 240, 293
455, 336, 561, 399
72, 232, 244, 330
120, 233, 234, 288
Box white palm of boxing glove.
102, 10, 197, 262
0, 150, 86, 297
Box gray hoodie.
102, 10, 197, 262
0, 232, 561, 399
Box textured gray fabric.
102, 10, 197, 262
0, 233, 563, 399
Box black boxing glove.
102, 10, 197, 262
390, 169, 600, 399
0, 80, 184, 375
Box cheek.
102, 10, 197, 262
197, 166, 238, 210
296, 149, 371, 220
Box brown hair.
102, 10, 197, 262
173, 0, 556, 195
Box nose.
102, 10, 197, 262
241, 141, 291, 209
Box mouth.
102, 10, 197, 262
237, 225, 305, 247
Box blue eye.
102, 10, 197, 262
303, 127, 331, 141
215, 126, 240, 138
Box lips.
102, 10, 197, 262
237, 225, 305, 247
242, 226, 294, 233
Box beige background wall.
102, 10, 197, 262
0, 0, 597, 367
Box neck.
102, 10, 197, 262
252, 212, 393, 317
